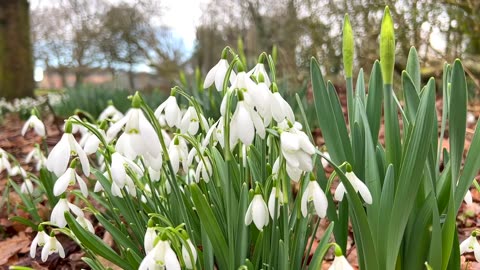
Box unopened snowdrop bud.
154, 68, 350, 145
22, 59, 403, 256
139, 239, 181, 270
329, 244, 354, 270
155, 94, 182, 128
245, 188, 269, 230
41, 234, 65, 262
268, 184, 284, 220
53, 161, 88, 197
144, 221, 157, 253
21, 178, 34, 194
182, 238, 197, 269
464, 189, 473, 205
30, 227, 48, 258
334, 164, 372, 204
204, 48, 236, 91
460, 231, 480, 262
50, 197, 84, 228
47, 120, 90, 177
279, 122, 315, 173
301, 179, 328, 218
98, 101, 124, 122
230, 92, 265, 147
21, 113, 46, 137
9, 165, 27, 177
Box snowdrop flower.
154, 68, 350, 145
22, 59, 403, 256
180, 106, 208, 135
21, 114, 46, 137
272, 157, 303, 182
245, 193, 269, 230
460, 231, 480, 262
110, 152, 143, 190
0, 149, 11, 174
9, 165, 27, 177
248, 62, 271, 88
79, 126, 106, 155
334, 167, 372, 205
41, 235, 65, 262
195, 155, 212, 183
76, 216, 95, 233
144, 225, 157, 253
465, 189, 473, 205
155, 95, 182, 128
255, 81, 274, 126
182, 238, 197, 269
329, 245, 354, 270
46, 121, 90, 177
204, 56, 236, 92
279, 121, 315, 173
25, 146, 47, 171
50, 198, 84, 228
30, 229, 48, 258
268, 185, 284, 219
53, 167, 88, 197
98, 102, 124, 122
230, 99, 265, 147
139, 240, 181, 270
168, 136, 189, 175
301, 179, 328, 218
271, 84, 295, 123
220, 70, 258, 115
21, 178, 34, 194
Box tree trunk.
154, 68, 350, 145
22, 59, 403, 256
0, 0, 34, 100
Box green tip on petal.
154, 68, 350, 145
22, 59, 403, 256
69, 158, 78, 169
342, 13, 354, 78
254, 184, 262, 195
380, 6, 395, 85
132, 92, 142, 108
473, 231, 478, 237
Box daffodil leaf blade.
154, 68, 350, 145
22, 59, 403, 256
428, 194, 442, 270
406, 47, 421, 92
366, 61, 384, 141
356, 68, 366, 103
402, 71, 420, 124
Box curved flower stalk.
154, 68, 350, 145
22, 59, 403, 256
245, 192, 270, 230
334, 165, 372, 205
46, 121, 90, 177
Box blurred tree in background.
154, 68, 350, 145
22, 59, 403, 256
0, 0, 34, 100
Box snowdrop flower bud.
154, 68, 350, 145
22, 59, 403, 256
53, 165, 88, 197
230, 96, 265, 147
182, 238, 197, 269
30, 228, 48, 258
50, 198, 84, 228
279, 122, 315, 173
41, 234, 65, 262
9, 165, 27, 177
139, 239, 181, 270
155, 95, 182, 128
26, 146, 47, 171
204, 51, 236, 91
144, 223, 157, 253
460, 231, 480, 262
321, 151, 331, 168
301, 179, 328, 218
334, 165, 372, 205
268, 185, 284, 220
329, 245, 354, 270
98, 101, 124, 122
21, 114, 46, 137
47, 121, 90, 177
110, 152, 143, 190
245, 191, 269, 230
21, 178, 34, 194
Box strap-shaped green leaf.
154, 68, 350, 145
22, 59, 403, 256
366, 61, 384, 141
406, 47, 421, 92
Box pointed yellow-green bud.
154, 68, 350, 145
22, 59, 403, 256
380, 6, 395, 85
342, 14, 354, 78
132, 91, 142, 108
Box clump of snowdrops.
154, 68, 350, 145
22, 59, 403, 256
5, 6, 480, 270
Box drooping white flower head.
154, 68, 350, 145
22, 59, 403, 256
279, 121, 315, 173
168, 136, 189, 175
155, 96, 182, 128
248, 62, 271, 88
245, 193, 270, 230
194, 155, 212, 183
21, 114, 46, 137
21, 178, 34, 194
76, 216, 95, 233
50, 198, 84, 228
98, 103, 124, 122
460, 232, 480, 262
180, 106, 208, 136
268, 186, 284, 220
41, 235, 65, 262
30, 230, 48, 258
25, 146, 47, 171
271, 84, 295, 123
0, 149, 11, 174
139, 240, 181, 270
334, 169, 372, 205
9, 165, 27, 177
53, 167, 88, 197
321, 151, 331, 168
110, 152, 143, 190
230, 100, 265, 147
204, 58, 236, 92
144, 226, 157, 254
46, 121, 90, 177
182, 239, 197, 269
301, 180, 328, 218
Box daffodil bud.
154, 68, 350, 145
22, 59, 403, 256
342, 14, 354, 78
380, 6, 395, 85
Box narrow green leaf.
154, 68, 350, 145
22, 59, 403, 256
406, 47, 421, 91
402, 71, 420, 124
356, 68, 366, 103
366, 61, 384, 140
308, 222, 335, 269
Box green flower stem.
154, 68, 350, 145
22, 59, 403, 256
346, 77, 354, 135
383, 84, 401, 179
